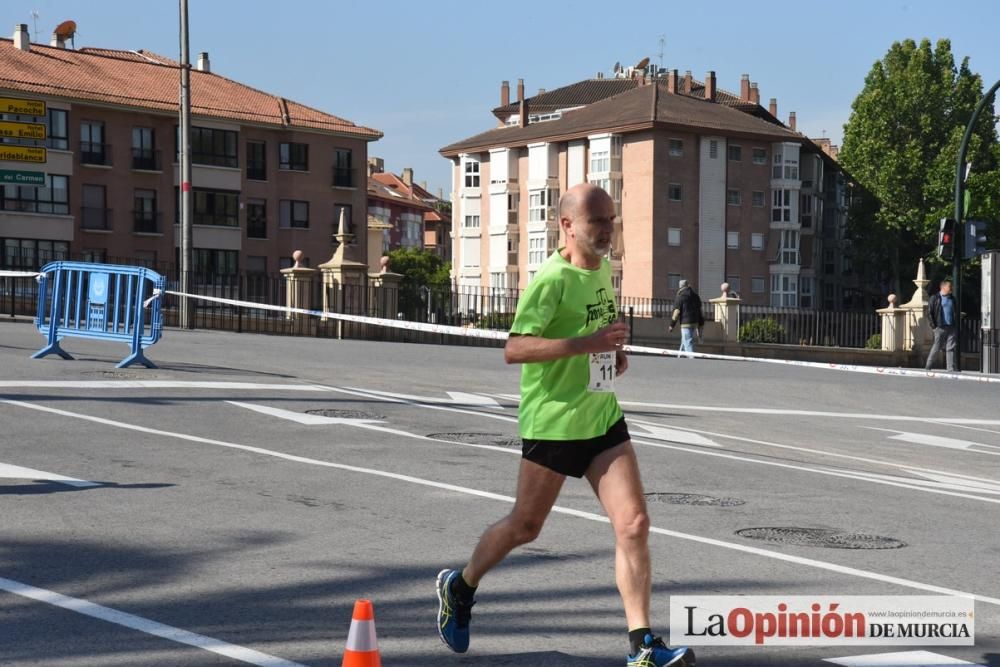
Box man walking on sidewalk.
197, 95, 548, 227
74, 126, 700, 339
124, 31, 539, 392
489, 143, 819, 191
668, 280, 704, 355
925, 278, 960, 372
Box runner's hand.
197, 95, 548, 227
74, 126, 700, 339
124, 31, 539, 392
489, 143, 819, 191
616, 349, 628, 377
583, 322, 630, 353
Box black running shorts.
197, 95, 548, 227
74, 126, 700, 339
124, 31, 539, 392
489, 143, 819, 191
521, 417, 631, 478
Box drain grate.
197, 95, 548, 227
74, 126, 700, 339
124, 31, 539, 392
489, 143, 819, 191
428, 432, 521, 448
645, 492, 745, 507
305, 409, 383, 420
83, 370, 159, 380
736, 527, 906, 550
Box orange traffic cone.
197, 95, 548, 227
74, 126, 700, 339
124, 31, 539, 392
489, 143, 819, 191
342, 599, 382, 667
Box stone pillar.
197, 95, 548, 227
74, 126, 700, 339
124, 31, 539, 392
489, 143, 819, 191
280, 250, 316, 321
877, 294, 906, 351
368, 256, 403, 320
898, 259, 933, 352
318, 208, 369, 337
709, 282, 742, 343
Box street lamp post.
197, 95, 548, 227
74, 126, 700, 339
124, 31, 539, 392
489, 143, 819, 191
179, 0, 193, 329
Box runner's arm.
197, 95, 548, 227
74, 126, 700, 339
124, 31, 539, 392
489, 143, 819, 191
504, 322, 629, 364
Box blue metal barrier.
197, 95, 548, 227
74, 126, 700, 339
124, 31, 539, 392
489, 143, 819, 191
33, 261, 166, 368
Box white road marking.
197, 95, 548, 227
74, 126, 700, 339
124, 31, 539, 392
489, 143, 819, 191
0, 381, 328, 391
0, 462, 98, 487
6, 398, 1000, 608
342, 386, 502, 408
0, 576, 305, 666
630, 420, 721, 447
823, 650, 977, 665
866, 428, 1000, 456
331, 385, 517, 424
447, 391, 504, 408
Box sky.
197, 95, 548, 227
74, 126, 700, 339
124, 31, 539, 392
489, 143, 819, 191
6, 0, 999, 196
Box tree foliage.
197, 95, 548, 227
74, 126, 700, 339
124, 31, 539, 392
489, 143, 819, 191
386, 247, 452, 319
840, 38, 999, 295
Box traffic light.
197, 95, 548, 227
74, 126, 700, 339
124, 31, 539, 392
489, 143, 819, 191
964, 219, 989, 259
937, 218, 956, 260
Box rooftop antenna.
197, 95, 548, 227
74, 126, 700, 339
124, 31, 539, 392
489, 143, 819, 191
658, 34, 665, 70
30, 10, 39, 41
54, 19, 77, 48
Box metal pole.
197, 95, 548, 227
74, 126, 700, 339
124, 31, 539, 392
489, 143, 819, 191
953, 78, 1000, 366
179, 0, 193, 329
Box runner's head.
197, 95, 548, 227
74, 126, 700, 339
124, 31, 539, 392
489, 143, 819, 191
559, 183, 615, 262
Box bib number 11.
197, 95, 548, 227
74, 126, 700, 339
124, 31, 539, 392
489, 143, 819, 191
588, 351, 616, 392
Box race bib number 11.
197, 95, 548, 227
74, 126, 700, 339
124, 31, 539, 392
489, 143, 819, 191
588, 351, 616, 392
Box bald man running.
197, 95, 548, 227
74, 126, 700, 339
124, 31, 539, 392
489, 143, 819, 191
436, 183, 695, 666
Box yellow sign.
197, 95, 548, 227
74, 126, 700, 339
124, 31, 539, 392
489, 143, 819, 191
0, 97, 46, 116
0, 145, 46, 163
0, 120, 46, 140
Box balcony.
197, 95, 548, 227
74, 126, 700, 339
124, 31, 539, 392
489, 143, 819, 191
131, 148, 162, 171
133, 210, 161, 234
80, 142, 112, 166
331, 166, 355, 188
80, 206, 113, 231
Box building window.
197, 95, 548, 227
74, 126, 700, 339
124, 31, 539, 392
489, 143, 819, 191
184, 189, 239, 227
772, 189, 792, 222
247, 198, 267, 238
727, 231, 739, 249
751, 232, 764, 250
590, 177, 622, 203
279, 199, 309, 229
590, 149, 610, 173
771, 273, 798, 307
751, 276, 765, 293
464, 159, 480, 188
752, 147, 767, 165
709, 140, 719, 159
824, 248, 836, 275
529, 188, 556, 223
333, 203, 355, 240
668, 183, 682, 201
132, 127, 158, 170
463, 215, 480, 230
193, 248, 238, 276
728, 145, 742, 161
82, 248, 106, 264
669, 139, 683, 157
46, 109, 68, 150
800, 193, 813, 228
726, 276, 741, 294
246, 141, 266, 180
528, 234, 547, 265
727, 189, 742, 206
279, 142, 308, 171
800, 277, 813, 308
779, 229, 800, 265
333, 148, 353, 187
2, 239, 69, 271
667, 227, 681, 246
133, 189, 158, 233
668, 273, 681, 290
80, 184, 109, 230
1, 175, 69, 215
190, 126, 238, 168
752, 191, 765, 207
773, 150, 798, 179
80, 121, 107, 165
245, 255, 267, 274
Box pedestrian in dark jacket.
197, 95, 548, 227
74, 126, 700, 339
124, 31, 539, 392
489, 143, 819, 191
925, 278, 959, 372
668, 280, 704, 354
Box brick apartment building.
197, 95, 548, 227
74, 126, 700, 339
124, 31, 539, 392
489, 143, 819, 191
441, 67, 857, 309
0, 24, 381, 278
366, 158, 452, 259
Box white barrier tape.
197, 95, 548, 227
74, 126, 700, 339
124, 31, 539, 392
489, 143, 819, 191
143, 288, 162, 309
160, 288, 1000, 384
0, 270, 47, 283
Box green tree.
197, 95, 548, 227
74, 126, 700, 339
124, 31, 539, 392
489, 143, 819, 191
386, 247, 452, 319
840, 38, 999, 297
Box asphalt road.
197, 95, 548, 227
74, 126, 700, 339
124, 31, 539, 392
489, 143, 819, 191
1, 319, 998, 666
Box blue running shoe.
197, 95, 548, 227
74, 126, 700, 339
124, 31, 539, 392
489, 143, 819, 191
627, 633, 695, 667
436, 569, 474, 653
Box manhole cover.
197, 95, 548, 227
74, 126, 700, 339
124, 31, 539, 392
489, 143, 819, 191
305, 409, 383, 420
428, 432, 521, 448
645, 492, 745, 507
736, 527, 906, 550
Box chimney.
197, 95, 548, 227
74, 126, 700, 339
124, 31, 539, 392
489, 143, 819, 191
196, 51, 210, 72
769, 98, 778, 117
750, 82, 760, 105
704, 71, 716, 101
516, 78, 525, 102
596, 71, 604, 79
50, 32, 65, 49
367, 156, 384, 177
788, 112, 797, 131
683, 71, 693, 95
437, 188, 444, 200
519, 97, 529, 128
13, 24, 30, 51
402, 167, 413, 186
537, 88, 545, 95
500, 80, 510, 107
740, 74, 750, 102
420, 180, 427, 191
667, 69, 679, 93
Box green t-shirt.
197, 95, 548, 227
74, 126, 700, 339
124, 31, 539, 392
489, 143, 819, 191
509, 249, 623, 440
